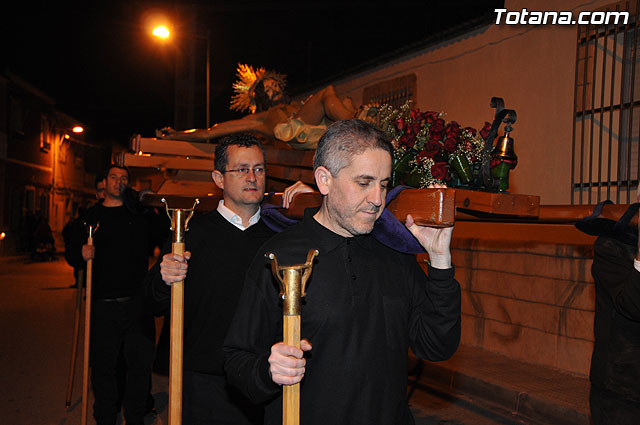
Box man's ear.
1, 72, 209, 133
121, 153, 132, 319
314, 166, 332, 195
212, 170, 224, 190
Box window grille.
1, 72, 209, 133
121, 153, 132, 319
572, 0, 639, 204
362, 74, 417, 110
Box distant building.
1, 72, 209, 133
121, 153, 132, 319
0, 72, 110, 256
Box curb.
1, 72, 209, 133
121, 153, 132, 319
412, 347, 591, 425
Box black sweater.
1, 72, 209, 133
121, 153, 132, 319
224, 208, 461, 425
146, 210, 275, 375
70, 204, 167, 299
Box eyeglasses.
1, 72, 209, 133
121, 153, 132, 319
224, 167, 266, 176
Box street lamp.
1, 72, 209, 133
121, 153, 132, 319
50, 123, 85, 233
153, 25, 170, 39
151, 24, 211, 128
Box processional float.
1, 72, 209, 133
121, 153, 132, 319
110, 97, 637, 425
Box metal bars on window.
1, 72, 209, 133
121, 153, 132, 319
362, 74, 417, 110
572, 0, 640, 204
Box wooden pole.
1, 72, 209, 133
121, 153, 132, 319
267, 249, 319, 425
162, 199, 198, 425
169, 217, 185, 425
65, 269, 84, 408
282, 300, 301, 425
81, 226, 95, 425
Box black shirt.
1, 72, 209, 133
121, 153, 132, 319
146, 210, 275, 375
71, 204, 166, 300
224, 208, 461, 425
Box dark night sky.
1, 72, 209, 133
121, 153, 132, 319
3, 1, 502, 146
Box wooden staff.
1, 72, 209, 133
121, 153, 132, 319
65, 268, 84, 408
81, 225, 97, 425
162, 198, 198, 425
266, 249, 319, 425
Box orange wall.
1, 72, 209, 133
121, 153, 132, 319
418, 221, 596, 375
330, 0, 615, 205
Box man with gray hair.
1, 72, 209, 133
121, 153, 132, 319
224, 119, 461, 424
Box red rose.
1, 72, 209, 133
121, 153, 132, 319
444, 137, 458, 152
425, 141, 441, 156
446, 129, 461, 138
416, 150, 430, 165
398, 134, 414, 148
395, 118, 405, 131
430, 131, 443, 142
446, 122, 461, 136
430, 163, 447, 180
480, 122, 492, 139
464, 127, 477, 137
425, 111, 438, 123
429, 122, 445, 141
431, 118, 445, 129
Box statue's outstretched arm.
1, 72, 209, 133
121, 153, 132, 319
156, 113, 269, 141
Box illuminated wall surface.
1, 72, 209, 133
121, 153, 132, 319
333, 0, 631, 206
328, 0, 630, 374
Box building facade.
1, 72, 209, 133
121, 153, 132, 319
0, 73, 109, 256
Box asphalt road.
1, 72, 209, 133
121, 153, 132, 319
0, 256, 524, 425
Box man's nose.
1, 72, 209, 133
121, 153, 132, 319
368, 186, 384, 207
245, 169, 257, 181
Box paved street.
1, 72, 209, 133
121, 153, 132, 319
0, 256, 167, 425
1, 256, 523, 425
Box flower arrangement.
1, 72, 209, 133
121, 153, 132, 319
379, 102, 491, 188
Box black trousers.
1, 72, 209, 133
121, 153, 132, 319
590, 384, 640, 425
183, 370, 263, 425
90, 297, 155, 425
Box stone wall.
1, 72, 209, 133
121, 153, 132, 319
421, 221, 597, 376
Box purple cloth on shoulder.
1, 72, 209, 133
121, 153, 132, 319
260, 185, 425, 254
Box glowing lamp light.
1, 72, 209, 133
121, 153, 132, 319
64, 134, 70, 139
152, 25, 170, 38
0, 232, 5, 240
72, 126, 84, 133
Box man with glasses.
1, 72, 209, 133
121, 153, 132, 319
146, 133, 311, 424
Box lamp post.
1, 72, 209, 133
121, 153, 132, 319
152, 25, 211, 128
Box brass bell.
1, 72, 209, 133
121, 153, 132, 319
493, 132, 517, 163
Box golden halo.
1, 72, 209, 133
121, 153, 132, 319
230, 63, 286, 114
